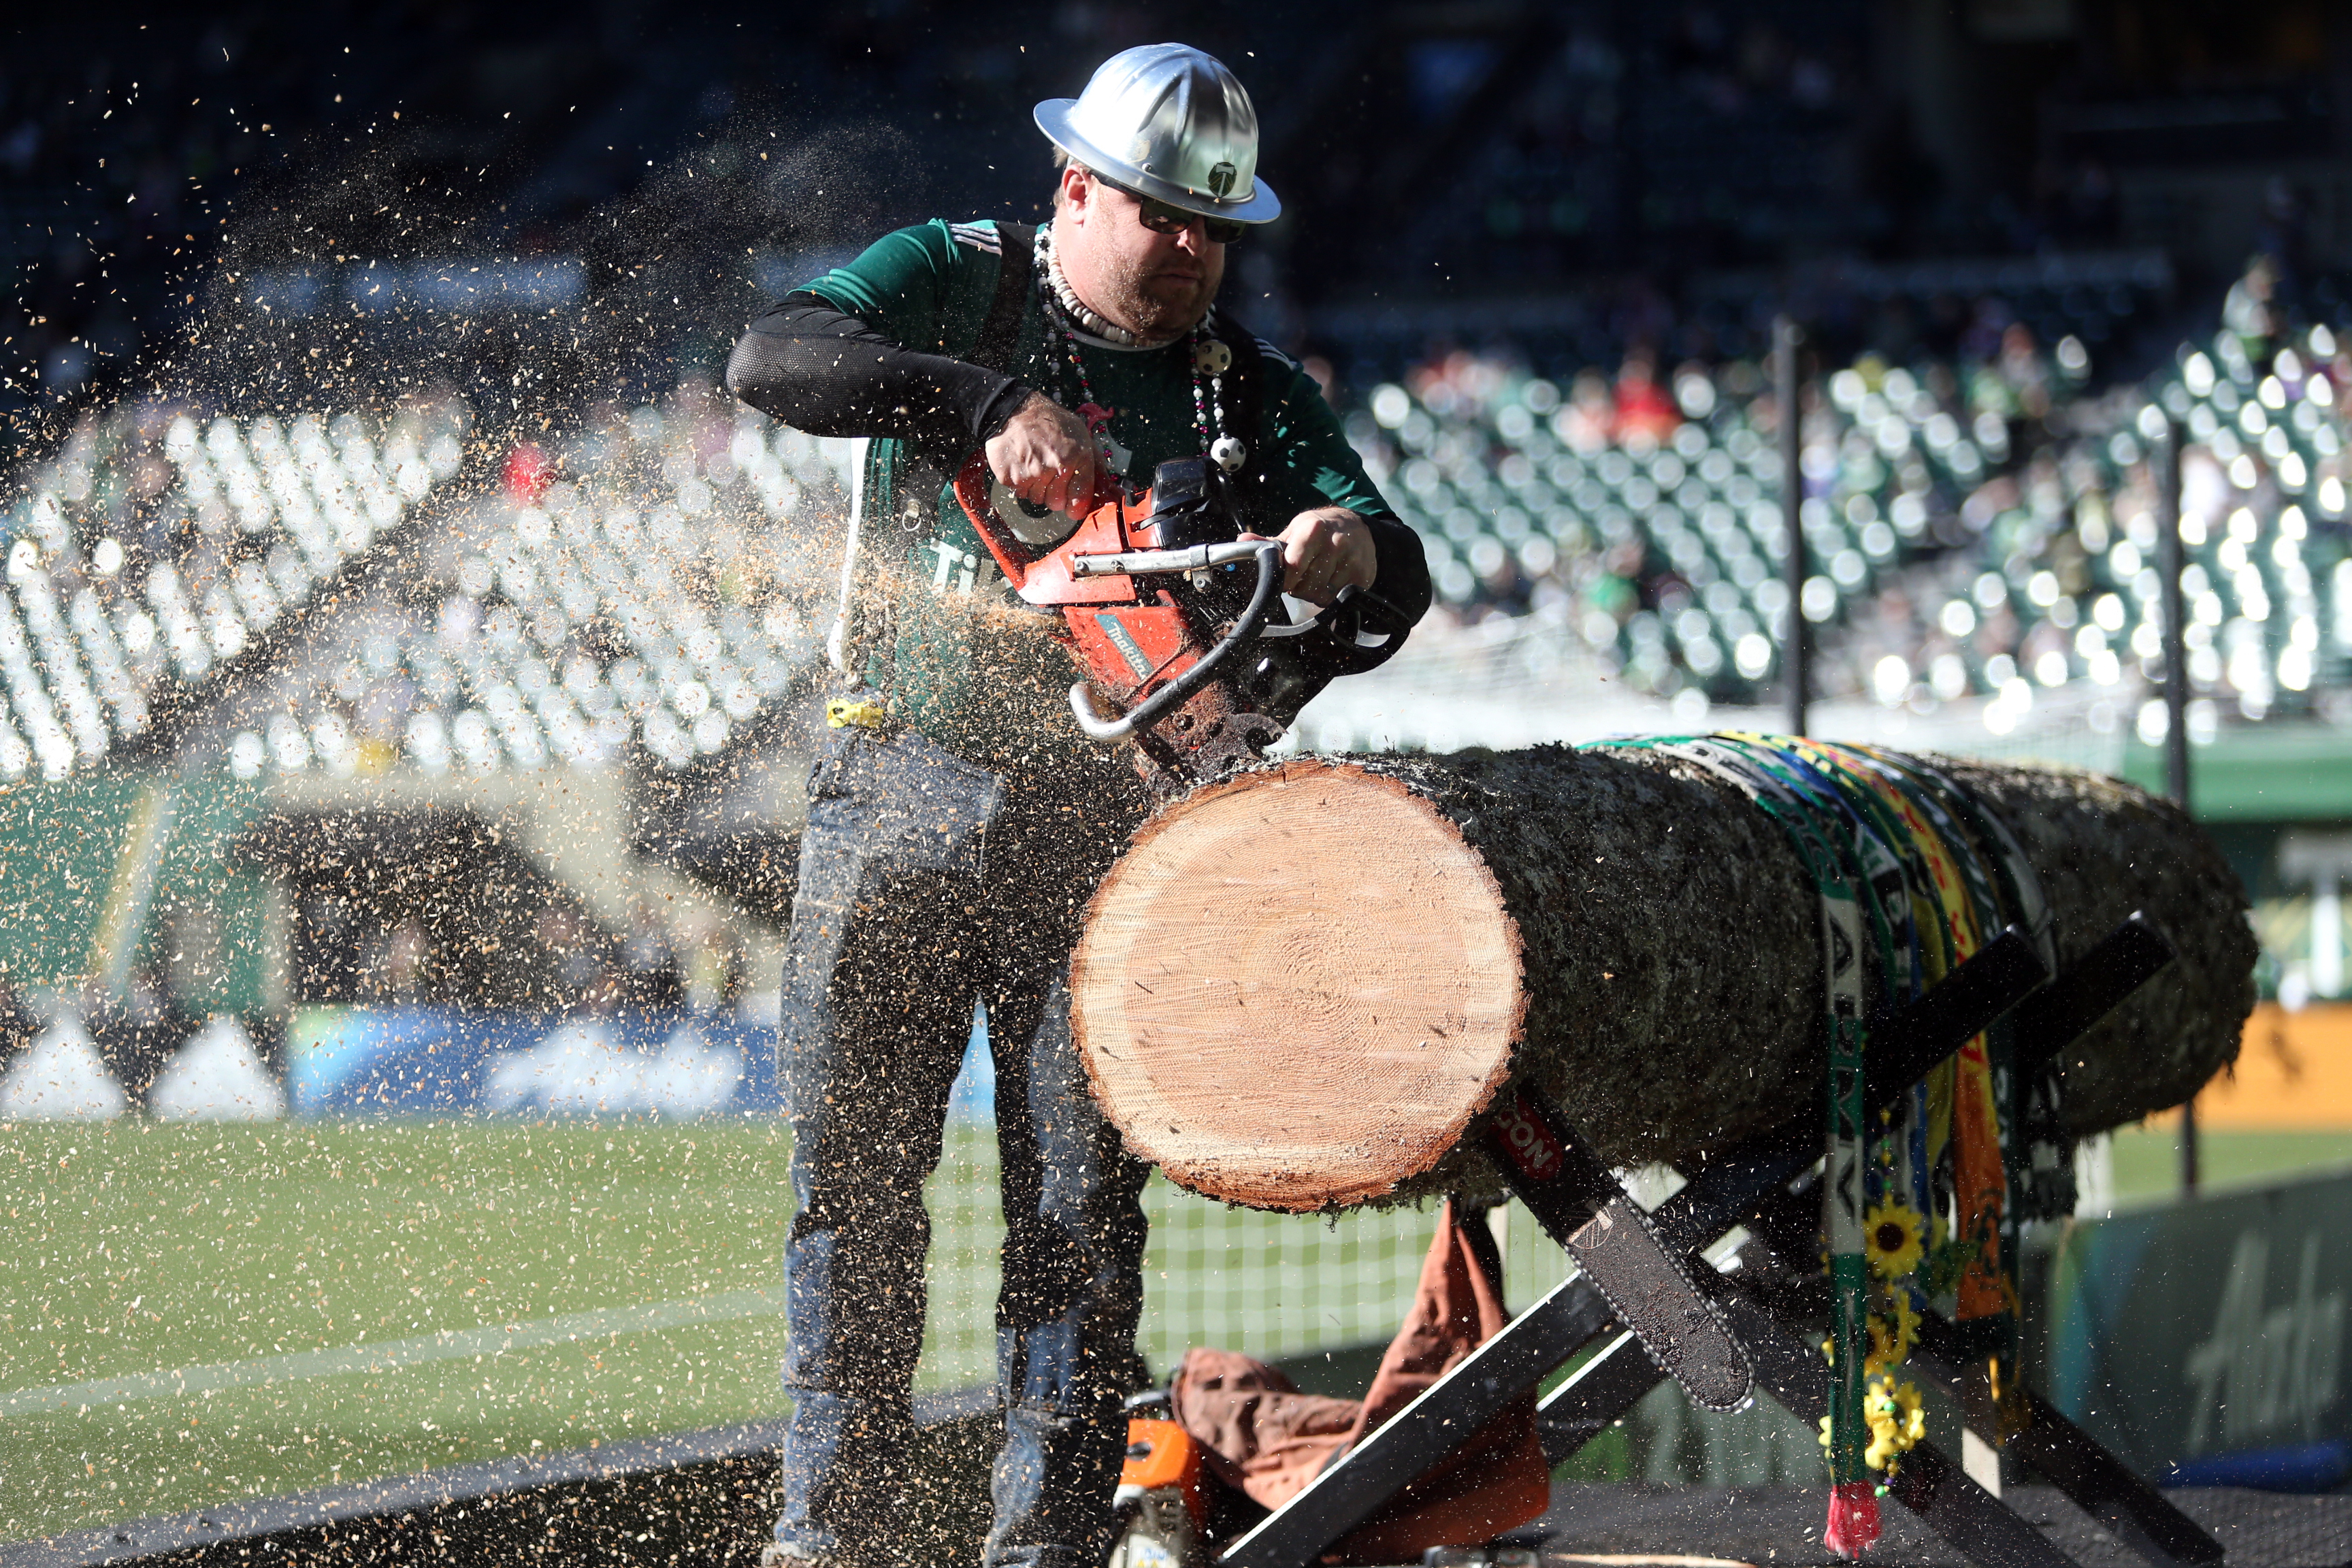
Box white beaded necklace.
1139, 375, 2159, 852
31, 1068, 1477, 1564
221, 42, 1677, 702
1032, 223, 1248, 476
1034, 223, 1177, 350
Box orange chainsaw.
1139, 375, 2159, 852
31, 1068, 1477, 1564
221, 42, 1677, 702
1107, 1405, 1211, 1568
951, 451, 1412, 792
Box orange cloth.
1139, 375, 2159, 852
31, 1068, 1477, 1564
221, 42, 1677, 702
1169, 1200, 1551, 1563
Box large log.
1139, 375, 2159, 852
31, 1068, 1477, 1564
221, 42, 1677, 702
1068, 745, 2255, 1212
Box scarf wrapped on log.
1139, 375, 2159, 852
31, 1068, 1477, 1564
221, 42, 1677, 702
1609, 735, 2048, 1554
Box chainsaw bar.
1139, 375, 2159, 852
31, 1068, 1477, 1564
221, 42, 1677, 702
1482, 1086, 1754, 1412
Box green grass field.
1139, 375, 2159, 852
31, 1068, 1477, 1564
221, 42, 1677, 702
2102, 1122, 2352, 1203
0, 1118, 1454, 1542
2, 1122, 802, 1539
5, 1117, 2347, 1544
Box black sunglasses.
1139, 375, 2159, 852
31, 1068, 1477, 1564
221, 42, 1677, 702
1088, 171, 1249, 245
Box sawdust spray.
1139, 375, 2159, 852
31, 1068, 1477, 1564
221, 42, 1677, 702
0, 100, 1059, 1559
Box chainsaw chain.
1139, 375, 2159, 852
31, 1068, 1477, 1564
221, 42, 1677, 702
1566, 1190, 1755, 1414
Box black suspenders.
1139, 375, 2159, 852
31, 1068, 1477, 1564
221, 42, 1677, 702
972, 222, 1035, 376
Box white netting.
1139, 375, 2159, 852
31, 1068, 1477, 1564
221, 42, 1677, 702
915, 1128, 1584, 1390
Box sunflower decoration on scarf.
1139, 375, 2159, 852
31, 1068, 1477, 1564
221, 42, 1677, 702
1863, 1379, 1928, 1472
1819, 1130, 1999, 1491
1821, 1158, 2011, 1494
1818, 1196, 1931, 1482
1862, 1200, 1927, 1466
1867, 1291, 1921, 1373
1863, 1198, 1925, 1279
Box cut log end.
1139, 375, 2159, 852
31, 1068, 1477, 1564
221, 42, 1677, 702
1070, 764, 1524, 1210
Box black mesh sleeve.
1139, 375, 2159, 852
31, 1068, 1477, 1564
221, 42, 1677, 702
1361, 511, 1434, 626
723, 295, 1034, 451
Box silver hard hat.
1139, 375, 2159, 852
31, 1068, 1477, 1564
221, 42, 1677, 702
1034, 44, 1280, 226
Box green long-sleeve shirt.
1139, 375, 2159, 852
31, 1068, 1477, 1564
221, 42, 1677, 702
794, 218, 1403, 756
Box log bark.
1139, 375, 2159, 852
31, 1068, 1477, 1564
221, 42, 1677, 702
1068, 745, 2255, 1212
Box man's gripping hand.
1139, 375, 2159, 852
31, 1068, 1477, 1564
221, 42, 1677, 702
1244, 506, 1377, 606
985, 391, 1098, 518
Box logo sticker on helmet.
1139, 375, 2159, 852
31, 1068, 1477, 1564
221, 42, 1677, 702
1207, 162, 1237, 198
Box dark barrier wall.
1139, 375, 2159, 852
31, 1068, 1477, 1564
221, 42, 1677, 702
2045, 1169, 2349, 1484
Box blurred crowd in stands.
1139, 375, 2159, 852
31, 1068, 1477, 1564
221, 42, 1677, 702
13, 252, 2344, 1083
1334, 246, 2352, 745
0, 373, 846, 787
20, 0, 2318, 453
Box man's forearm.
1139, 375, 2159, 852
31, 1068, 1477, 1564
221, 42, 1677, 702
725, 295, 1033, 449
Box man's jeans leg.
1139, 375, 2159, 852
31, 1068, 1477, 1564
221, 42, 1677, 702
774, 727, 1001, 1564
985, 968, 1153, 1568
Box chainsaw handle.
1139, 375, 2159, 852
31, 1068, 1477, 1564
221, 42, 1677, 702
1070, 540, 1284, 743
1069, 540, 1269, 577
1305, 583, 1416, 675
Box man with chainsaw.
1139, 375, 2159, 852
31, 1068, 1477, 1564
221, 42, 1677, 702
726, 42, 1430, 1568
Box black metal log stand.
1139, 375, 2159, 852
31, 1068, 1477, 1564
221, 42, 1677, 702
1215, 914, 2223, 1568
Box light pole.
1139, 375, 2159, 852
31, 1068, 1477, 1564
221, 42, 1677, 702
1776, 314, 1807, 737
2154, 412, 2198, 1196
